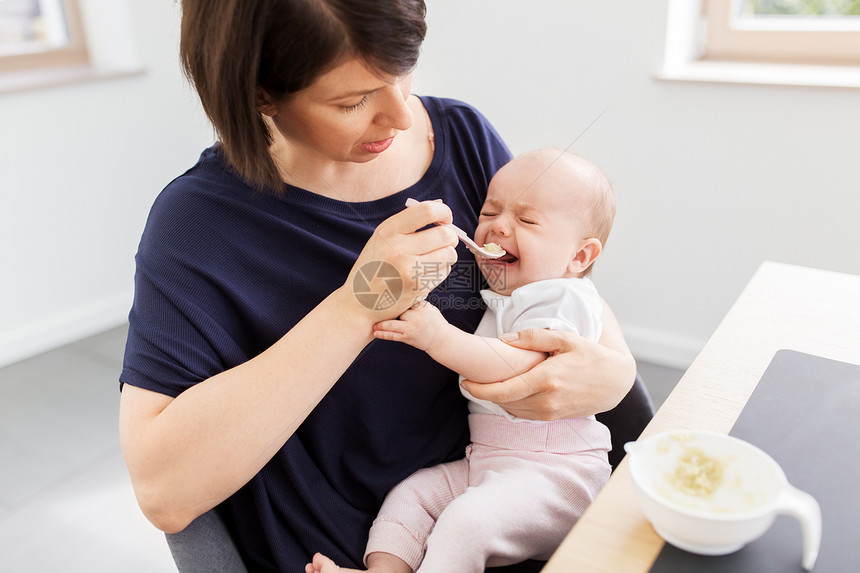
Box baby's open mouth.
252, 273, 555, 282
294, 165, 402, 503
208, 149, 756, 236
492, 253, 518, 263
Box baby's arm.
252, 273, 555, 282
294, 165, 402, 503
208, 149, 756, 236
374, 302, 545, 383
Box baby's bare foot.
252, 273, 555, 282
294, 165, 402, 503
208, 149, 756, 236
306, 551, 412, 573
306, 553, 349, 573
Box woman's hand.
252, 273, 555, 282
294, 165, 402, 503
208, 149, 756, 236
340, 200, 459, 325
460, 326, 636, 421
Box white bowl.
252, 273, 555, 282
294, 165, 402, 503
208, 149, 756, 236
625, 430, 821, 570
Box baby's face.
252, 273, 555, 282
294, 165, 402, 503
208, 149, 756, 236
475, 155, 590, 295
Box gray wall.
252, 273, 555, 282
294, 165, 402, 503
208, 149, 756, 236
414, 0, 860, 367
3, 0, 858, 368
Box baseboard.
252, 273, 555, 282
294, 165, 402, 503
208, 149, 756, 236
623, 324, 704, 371
0, 291, 132, 368
0, 299, 703, 372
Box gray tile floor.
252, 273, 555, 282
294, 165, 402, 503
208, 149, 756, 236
0, 324, 684, 572
0, 325, 175, 572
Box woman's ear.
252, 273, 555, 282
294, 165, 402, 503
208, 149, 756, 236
568, 238, 603, 274
256, 87, 278, 117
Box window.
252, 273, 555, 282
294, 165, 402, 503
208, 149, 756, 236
0, 0, 88, 73
704, 0, 860, 65
659, 0, 860, 87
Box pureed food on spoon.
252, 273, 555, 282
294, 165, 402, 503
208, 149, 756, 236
482, 242, 504, 256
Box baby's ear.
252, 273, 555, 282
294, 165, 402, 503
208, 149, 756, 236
568, 238, 602, 274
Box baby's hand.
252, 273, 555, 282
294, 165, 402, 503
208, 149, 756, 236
373, 299, 448, 351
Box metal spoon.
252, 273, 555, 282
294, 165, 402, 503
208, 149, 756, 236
404, 198, 506, 259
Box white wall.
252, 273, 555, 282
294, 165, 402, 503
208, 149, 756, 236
414, 1, 860, 368
3, 0, 858, 369
0, 1, 213, 366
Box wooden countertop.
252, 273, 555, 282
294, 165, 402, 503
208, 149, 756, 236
544, 261, 860, 572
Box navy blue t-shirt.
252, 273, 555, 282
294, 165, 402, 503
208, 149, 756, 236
121, 96, 512, 570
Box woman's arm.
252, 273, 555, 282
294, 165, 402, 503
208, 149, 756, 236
119, 201, 458, 534
460, 297, 635, 420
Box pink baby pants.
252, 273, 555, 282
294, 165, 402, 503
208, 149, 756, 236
365, 413, 612, 572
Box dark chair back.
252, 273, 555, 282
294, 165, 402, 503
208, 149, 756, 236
596, 372, 654, 470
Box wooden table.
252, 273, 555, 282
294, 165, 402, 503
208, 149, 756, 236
544, 261, 860, 572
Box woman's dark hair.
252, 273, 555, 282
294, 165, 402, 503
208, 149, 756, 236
179, 0, 427, 191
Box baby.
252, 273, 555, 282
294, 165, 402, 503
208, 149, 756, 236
308, 149, 616, 573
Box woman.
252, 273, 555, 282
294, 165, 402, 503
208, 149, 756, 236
119, 0, 636, 570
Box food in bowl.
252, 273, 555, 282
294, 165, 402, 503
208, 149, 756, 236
667, 446, 724, 497
625, 430, 821, 570
650, 433, 767, 515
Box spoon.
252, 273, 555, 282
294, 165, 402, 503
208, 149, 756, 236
405, 198, 506, 259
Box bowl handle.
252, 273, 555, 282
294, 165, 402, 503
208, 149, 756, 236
777, 484, 822, 570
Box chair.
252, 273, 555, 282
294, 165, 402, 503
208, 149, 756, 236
167, 375, 654, 572
167, 509, 248, 573
596, 372, 655, 470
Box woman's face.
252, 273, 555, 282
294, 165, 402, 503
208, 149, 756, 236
259, 58, 415, 165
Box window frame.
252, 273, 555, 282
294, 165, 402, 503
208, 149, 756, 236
0, 0, 89, 73
704, 0, 860, 65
